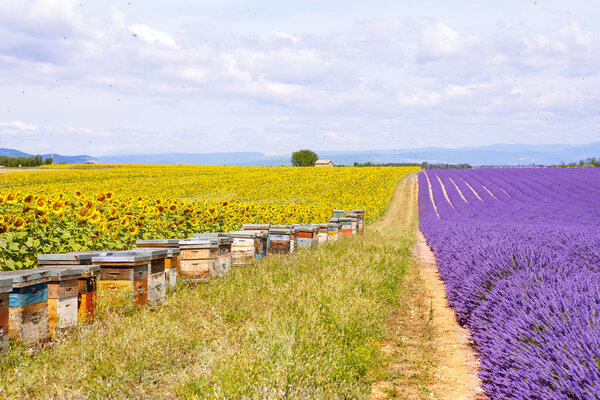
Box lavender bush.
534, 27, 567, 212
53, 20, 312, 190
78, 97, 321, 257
419, 168, 600, 399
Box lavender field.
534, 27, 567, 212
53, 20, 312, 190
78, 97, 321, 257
419, 168, 600, 399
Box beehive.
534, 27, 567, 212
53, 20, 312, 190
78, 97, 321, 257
193, 233, 232, 277
328, 219, 341, 241
332, 209, 345, 218
339, 217, 353, 237
352, 210, 365, 234
131, 249, 167, 305
242, 224, 271, 251
135, 246, 179, 289
0, 277, 11, 354
92, 252, 149, 307
178, 239, 220, 281
317, 223, 329, 244
268, 227, 294, 254
295, 225, 318, 247
136, 238, 181, 277
37, 267, 81, 336
345, 213, 359, 235
1, 269, 50, 345
229, 231, 268, 265
37, 253, 100, 324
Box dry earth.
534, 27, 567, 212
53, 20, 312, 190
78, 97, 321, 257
369, 174, 483, 399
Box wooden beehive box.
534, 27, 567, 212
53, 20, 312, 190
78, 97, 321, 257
352, 210, 365, 234
338, 217, 353, 237
135, 245, 180, 289
295, 225, 318, 247
268, 227, 294, 254
178, 239, 220, 281
345, 213, 359, 235
0, 277, 11, 354
332, 209, 345, 218
1, 269, 50, 345
229, 231, 267, 266
37, 254, 100, 324
193, 233, 232, 277
328, 219, 341, 241
37, 267, 81, 336
92, 252, 149, 308
131, 249, 167, 305
242, 224, 271, 250
317, 223, 329, 244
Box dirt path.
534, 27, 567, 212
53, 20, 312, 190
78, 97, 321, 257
369, 174, 483, 399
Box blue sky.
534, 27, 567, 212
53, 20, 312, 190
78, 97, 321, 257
0, 0, 599, 156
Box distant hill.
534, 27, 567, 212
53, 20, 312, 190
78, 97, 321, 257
4, 141, 600, 166
0, 148, 98, 164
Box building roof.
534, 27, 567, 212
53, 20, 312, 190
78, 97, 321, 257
315, 159, 333, 164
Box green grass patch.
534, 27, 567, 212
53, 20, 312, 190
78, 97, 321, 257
0, 228, 414, 399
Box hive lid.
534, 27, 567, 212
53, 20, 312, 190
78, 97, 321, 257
270, 224, 293, 229
0, 277, 12, 293
295, 225, 318, 232
136, 239, 181, 247
193, 232, 229, 238
317, 223, 329, 228
36, 266, 83, 279
134, 247, 180, 257
329, 218, 340, 222
345, 213, 359, 218
131, 248, 169, 259
269, 228, 293, 235
37, 251, 100, 264
229, 230, 267, 238
0, 269, 51, 286
242, 224, 270, 230
91, 251, 151, 263
178, 239, 219, 249
37, 264, 100, 276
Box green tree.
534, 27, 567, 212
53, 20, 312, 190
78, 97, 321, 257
291, 149, 318, 166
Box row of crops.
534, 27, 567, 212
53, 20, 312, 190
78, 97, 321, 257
419, 168, 600, 399
0, 165, 417, 270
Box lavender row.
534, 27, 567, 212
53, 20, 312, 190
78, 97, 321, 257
419, 168, 600, 399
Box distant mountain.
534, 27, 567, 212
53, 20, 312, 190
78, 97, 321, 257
0, 148, 98, 164
3, 141, 600, 166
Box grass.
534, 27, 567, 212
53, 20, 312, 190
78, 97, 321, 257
0, 175, 435, 399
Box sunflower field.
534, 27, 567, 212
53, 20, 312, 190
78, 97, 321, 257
0, 165, 416, 270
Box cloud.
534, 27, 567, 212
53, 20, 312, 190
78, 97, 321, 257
129, 24, 179, 49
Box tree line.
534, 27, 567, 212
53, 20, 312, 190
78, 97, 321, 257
0, 155, 52, 167
552, 157, 600, 168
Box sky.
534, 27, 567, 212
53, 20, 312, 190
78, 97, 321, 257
0, 0, 599, 156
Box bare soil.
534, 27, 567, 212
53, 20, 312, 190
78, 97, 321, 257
369, 174, 483, 399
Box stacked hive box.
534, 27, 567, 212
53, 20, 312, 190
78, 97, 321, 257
229, 231, 268, 266
0, 277, 11, 354
316, 223, 329, 244
92, 252, 149, 307
41, 268, 81, 336
345, 213, 359, 235
242, 224, 271, 251
193, 233, 232, 277
37, 252, 100, 324
268, 226, 295, 254
133, 249, 167, 305
136, 239, 180, 288
352, 210, 365, 234
295, 225, 318, 247
2, 269, 50, 345
339, 217, 353, 237
178, 239, 220, 281
328, 219, 340, 241
332, 209, 345, 218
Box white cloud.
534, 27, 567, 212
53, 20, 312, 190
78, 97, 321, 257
129, 24, 179, 49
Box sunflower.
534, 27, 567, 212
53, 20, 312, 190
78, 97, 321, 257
97, 192, 106, 202
51, 201, 64, 214
5, 193, 16, 204
128, 225, 138, 234
12, 217, 24, 229
23, 194, 34, 203
75, 191, 82, 197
